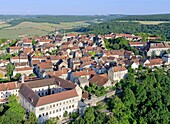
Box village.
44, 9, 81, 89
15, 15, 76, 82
0, 32, 170, 123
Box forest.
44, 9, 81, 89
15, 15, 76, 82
71, 67, 170, 124
117, 14, 170, 21
71, 21, 170, 40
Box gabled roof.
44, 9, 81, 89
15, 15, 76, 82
89, 75, 109, 87
0, 82, 18, 91
111, 66, 127, 72
19, 83, 78, 107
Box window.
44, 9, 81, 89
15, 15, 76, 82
63, 107, 65, 110
39, 107, 45, 111
53, 104, 55, 107
60, 103, 62, 105
50, 105, 52, 108
50, 111, 51, 114
46, 112, 48, 115
69, 106, 71, 108
53, 110, 55, 113
72, 105, 74, 108
59, 108, 61, 111
63, 102, 65, 104
39, 115, 41, 118
72, 99, 74, 102
56, 103, 58, 106
56, 109, 58, 112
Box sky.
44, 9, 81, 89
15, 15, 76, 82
0, 0, 170, 15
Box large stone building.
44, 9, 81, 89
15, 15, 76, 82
0, 77, 82, 123
108, 66, 128, 82
143, 41, 170, 57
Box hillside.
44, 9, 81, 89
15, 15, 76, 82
70, 20, 170, 40
117, 14, 170, 21
0, 15, 125, 39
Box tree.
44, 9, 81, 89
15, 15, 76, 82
32, 40, 36, 45
84, 107, 95, 124
45, 118, 58, 124
24, 112, 37, 124
1, 95, 25, 124
14, 73, 21, 80
0, 105, 4, 113
63, 111, 68, 117
6, 63, 15, 80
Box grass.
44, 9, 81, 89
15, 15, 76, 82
0, 21, 91, 39
0, 21, 11, 28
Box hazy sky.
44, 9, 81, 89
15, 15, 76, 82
0, 0, 170, 15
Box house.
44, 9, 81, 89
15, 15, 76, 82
129, 42, 146, 49
70, 69, 96, 83
123, 59, 140, 69
13, 67, 33, 76
108, 66, 128, 82
142, 58, 165, 68
47, 68, 70, 80
143, 41, 170, 57
124, 51, 135, 59
89, 74, 112, 88
7, 46, 22, 54
0, 81, 19, 102
76, 77, 89, 89
19, 77, 82, 123
56, 59, 68, 70
11, 55, 28, 64
42, 43, 56, 53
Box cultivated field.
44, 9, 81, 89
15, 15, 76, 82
0, 21, 90, 39
136, 21, 170, 25
119, 20, 170, 25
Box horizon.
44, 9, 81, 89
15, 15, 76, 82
0, 0, 170, 15
0, 13, 170, 16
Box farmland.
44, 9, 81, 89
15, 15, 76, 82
0, 21, 90, 39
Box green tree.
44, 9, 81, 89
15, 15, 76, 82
14, 73, 21, 80
6, 63, 15, 80
1, 95, 25, 124
24, 112, 37, 124
32, 40, 36, 45
63, 111, 68, 117
84, 107, 95, 124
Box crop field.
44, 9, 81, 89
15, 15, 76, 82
0, 21, 90, 39
136, 21, 170, 25
119, 20, 170, 25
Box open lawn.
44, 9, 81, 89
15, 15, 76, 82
0, 21, 90, 39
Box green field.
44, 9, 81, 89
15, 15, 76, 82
0, 21, 90, 39
119, 20, 170, 25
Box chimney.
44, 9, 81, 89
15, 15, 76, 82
21, 75, 25, 83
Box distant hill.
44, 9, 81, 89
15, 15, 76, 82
117, 14, 170, 21
0, 15, 125, 26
